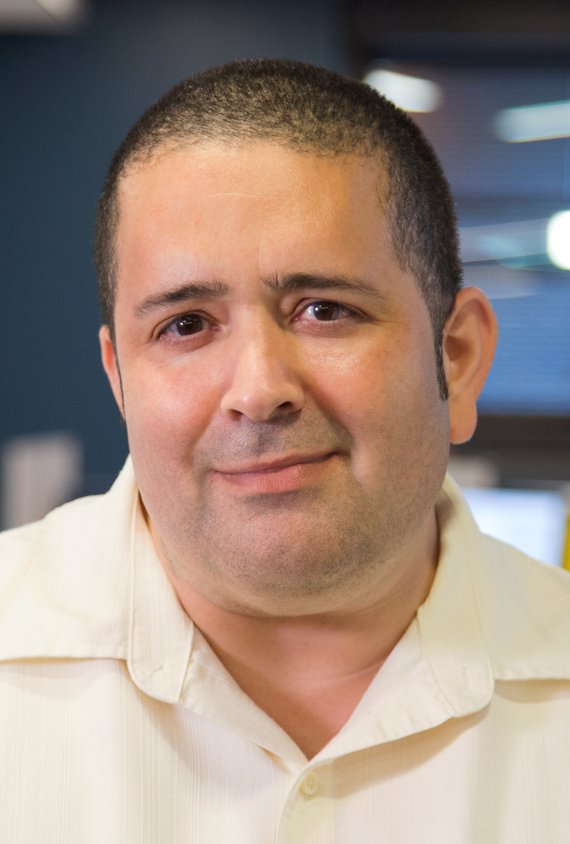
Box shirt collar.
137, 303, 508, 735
126, 488, 195, 703
417, 476, 495, 717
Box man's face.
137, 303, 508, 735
105, 142, 449, 615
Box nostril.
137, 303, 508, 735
220, 384, 305, 422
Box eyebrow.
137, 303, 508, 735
134, 280, 230, 319
133, 271, 383, 319
265, 272, 384, 300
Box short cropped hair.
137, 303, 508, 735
94, 59, 462, 397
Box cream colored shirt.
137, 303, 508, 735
1, 458, 569, 843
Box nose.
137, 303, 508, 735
220, 319, 305, 422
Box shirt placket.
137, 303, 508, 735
276, 761, 335, 844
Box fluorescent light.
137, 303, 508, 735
459, 219, 548, 263
547, 211, 570, 270
0, 0, 87, 31
363, 69, 442, 113
495, 100, 570, 142
461, 216, 570, 272
36, 0, 86, 23
461, 265, 539, 300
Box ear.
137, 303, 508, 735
442, 287, 498, 445
99, 325, 125, 419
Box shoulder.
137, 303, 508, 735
474, 532, 570, 678
0, 494, 107, 585
477, 527, 570, 590
0, 460, 137, 661
439, 476, 570, 680
472, 516, 570, 627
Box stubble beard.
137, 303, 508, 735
148, 451, 443, 617
138, 398, 447, 616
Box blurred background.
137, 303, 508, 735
2, 0, 570, 568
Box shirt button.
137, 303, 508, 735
300, 773, 319, 797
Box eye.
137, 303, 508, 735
163, 313, 208, 337
305, 301, 352, 321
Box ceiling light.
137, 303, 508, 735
459, 219, 547, 263
37, 0, 86, 23
363, 69, 442, 113
495, 100, 570, 142
547, 211, 570, 270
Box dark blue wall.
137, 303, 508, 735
0, 0, 347, 490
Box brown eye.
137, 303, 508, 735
310, 301, 345, 321
172, 314, 206, 335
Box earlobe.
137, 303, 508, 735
99, 325, 125, 419
443, 287, 498, 445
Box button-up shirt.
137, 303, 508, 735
1, 458, 569, 843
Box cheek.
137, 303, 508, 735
121, 361, 220, 461
312, 333, 442, 475
306, 332, 414, 421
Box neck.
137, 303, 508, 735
154, 509, 439, 759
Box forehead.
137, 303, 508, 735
119, 141, 386, 215
113, 142, 393, 290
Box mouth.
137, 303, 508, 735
211, 451, 338, 494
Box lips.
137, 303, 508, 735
211, 451, 338, 493
214, 452, 335, 475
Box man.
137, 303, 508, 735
1, 59, 569, 842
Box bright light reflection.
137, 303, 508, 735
37, 0, 85, 22
363, 69, 442, 113
547, 211, 570, 270
495, 100, 570, 142
459, 219, 548, 263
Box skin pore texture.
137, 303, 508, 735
100, 142, 497, 759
